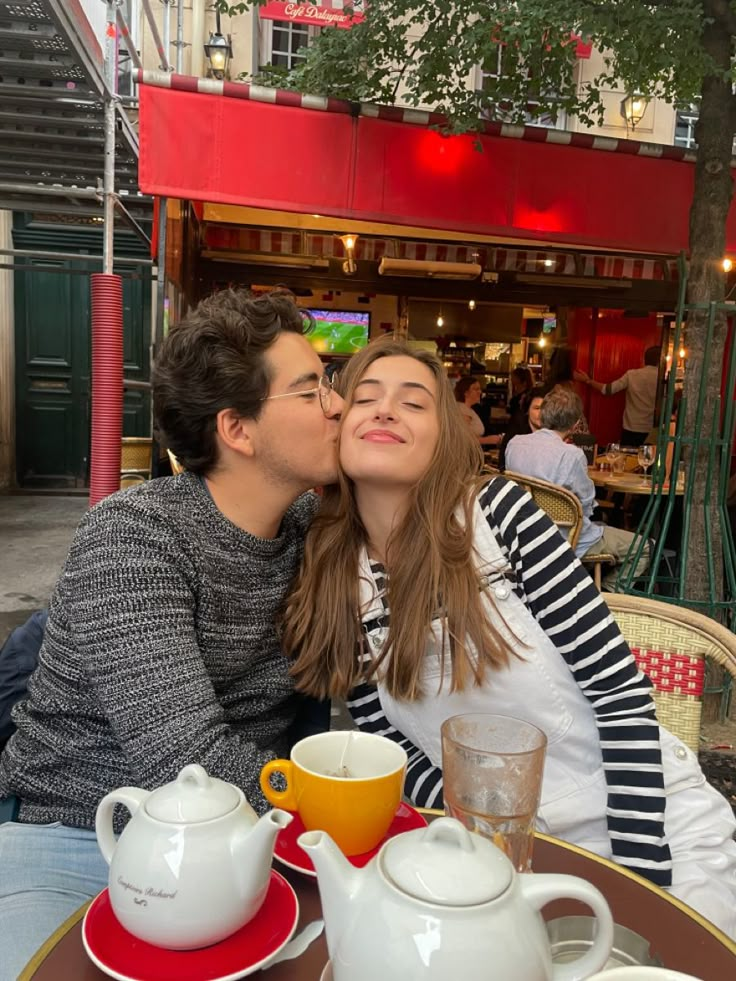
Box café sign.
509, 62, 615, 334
259, 3, 365, 30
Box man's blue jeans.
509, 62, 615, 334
0, 821, 108, 981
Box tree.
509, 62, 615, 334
222, 0, 736, 613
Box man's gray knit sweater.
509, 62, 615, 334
0, 473, 316, 829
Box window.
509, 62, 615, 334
476, 54, 568, 130
270, 20, 312, 71
674, 104, 699, 150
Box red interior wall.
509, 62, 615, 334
567, 309, 661, 447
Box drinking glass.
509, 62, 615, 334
637, 444, 656, 486
441, 714, 547, 872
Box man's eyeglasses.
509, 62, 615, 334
261, 373, 336, 415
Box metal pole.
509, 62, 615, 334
176, 0, 185, 73
251, 3, 260, 77
116, 8, 144, 72
0, 182, 103, 199
162, 0, 171, 72
155, 199, 168, 348
140, 0, 171, 71
103, 0, 117, 275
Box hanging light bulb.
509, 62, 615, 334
679, 346, 686, 359
468, 299, 476, 311
723, 257, 733, 272
436, 314, 444, 328
538, 337, 546, 348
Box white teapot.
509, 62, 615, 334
96, 763, 291, 949
300, 817, 614, 981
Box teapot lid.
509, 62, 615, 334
145, 764, 241, 823
380, 817, 513, 905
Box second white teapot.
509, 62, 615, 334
300, 816, 614, 981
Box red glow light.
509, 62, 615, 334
417, 130, 470, 176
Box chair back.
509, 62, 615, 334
505, 471, 583, 550
604, 594, 736, 752
120, 437, 152, 488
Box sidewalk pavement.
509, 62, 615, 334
0, 495, 88, 645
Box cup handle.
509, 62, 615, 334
259, 759, 297, 810
95, 787, 149, 866
519, 873, 614, 981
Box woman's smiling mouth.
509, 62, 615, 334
361, 430, 405, 443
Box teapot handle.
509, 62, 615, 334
95, 787, 150, 866
519, 873, 614, 981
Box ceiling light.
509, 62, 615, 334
723, 258, 733, 272
468, 299, 476, 310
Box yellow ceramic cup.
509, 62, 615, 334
260, 732, 407, 856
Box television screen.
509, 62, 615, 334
306, 309, 370, 356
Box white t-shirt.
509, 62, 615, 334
606, 364, 658, 433
457, 401, 484, 437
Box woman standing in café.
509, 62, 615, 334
282, 339, 736, 939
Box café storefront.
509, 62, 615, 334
135, 69, 732, 447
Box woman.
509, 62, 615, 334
454, 375, 500, 447
499, 383, 548, 472
283, 340, 736, 938
547, 346, 590, 437
507, 366, 534, 424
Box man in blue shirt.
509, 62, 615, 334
506, 386, 648, 590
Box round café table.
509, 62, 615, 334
588, 467, 684, 496
20, 828, 735, 981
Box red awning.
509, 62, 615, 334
136, 74, 736, 254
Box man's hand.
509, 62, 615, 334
573, 369, 590, 384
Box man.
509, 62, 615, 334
506, 386, 648, 590
575, 345, 661, 446
499, 384, 547, 471
0, 288, 343, 978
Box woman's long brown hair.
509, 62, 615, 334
282, 340, 519, 701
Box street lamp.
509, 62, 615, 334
204, 11, 232, 80
620, 93, 649, 129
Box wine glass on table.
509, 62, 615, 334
637, 444, 656, 487
606, 443, 621, 473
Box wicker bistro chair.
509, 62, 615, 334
505, 471, 583, 551
120, 437, 152, 489
581, 548, 617, 591
604, 593, 736, 752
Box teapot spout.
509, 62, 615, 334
233, 808, 292, 899
298, 830, 362, 954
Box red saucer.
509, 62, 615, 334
82, 870, 299, 981
273, 802, 428, 876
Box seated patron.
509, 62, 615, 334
499, 384, 548, 471
454, 376, 500, 447
0, 289, 343, 979
507, 366, 534, 424
505, 387, 649, 590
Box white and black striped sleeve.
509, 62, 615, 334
480, 477, 672, 887
346, 681, 444, 808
